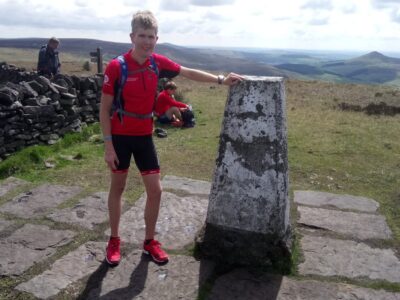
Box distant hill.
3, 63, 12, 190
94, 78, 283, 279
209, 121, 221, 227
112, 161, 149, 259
319, 51, 400, 84
351, 51, 400, 64
0, 38, 399, 86
276, 51, 400, 85
275, 64, 324, 75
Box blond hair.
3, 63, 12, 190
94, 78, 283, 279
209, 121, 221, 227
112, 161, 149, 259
131, 10, 158, 34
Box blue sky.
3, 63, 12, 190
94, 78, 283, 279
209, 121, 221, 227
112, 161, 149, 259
0, 0, 399, 52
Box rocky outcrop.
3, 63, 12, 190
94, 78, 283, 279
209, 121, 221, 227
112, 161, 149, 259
338, 101, 400, 116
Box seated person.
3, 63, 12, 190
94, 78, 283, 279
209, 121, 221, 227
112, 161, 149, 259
154, 81, 189, 126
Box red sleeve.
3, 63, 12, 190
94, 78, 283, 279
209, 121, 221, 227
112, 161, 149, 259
153, 53, 181, 78
155, 91, 187, 116
101, 59, 120, 96
169, 97, 187, 108
160, 92, 187, 108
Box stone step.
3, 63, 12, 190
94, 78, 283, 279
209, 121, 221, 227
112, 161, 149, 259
47, 192, 109, 229
16, 241, 106, 299
105, 191, 208, 249
11, 184, 400, 299
161, 175, 211, 195
298, 235, 400, 283
0, 218, 13, 232
16, 242, 214, 300
0, 176, 29, 197
207, 269, 400, 300
0, 184, 82, 218
294, 190, 379, 212
15, 175, 212, 298
297, 205, 392, 240
79, 251, 214, 300
0, 224, 76, 276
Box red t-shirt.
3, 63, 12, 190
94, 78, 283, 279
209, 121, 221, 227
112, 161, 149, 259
102, 50, 181, 135
154, 90, 188, 116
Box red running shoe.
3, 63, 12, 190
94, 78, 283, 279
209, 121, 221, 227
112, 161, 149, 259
143, 240, 169, 263
106, 237, 121, 266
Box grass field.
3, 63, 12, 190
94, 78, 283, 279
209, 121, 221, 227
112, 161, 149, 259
0, 51, 400, 297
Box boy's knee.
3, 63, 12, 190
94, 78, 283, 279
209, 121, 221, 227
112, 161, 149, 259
111, 180, 127, 195
147, 186, 162, 200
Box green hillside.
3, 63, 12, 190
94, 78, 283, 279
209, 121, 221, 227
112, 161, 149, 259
271, 51, 400, 86
320, 51, 400, 84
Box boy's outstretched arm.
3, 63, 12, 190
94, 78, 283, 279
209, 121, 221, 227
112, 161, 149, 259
179, 66, 243, 86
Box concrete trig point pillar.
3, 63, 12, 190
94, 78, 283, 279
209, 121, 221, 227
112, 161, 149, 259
197, 76, 292, 270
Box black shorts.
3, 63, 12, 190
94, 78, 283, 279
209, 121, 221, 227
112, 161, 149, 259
112, 134, 160, 175
157, 114, 172, 124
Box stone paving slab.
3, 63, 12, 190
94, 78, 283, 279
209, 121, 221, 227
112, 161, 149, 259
297, 206, 392, 240
0, 218, 13, 232
0, 242, 55, 276
162, 175, 211, 195
17, 243, 214, 300
294, 190, 379, 212
47, 192, 109, 229
0, 184, 82, 218
0, 176, 29, 197
0, 224, 76, 276
105, 191, 208, 249
299, 235, 400, 283
8, 223, 76, 249
82, 251, 214, 300
207, 269, 400, 300
16, 241, 106, 299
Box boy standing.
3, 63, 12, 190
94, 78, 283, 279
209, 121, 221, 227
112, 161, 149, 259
99, 10, 242, 265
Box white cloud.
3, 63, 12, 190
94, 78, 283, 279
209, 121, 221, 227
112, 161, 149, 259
371, 0, 400, 9
74, 0, 88, 7
190, 0, 235, 6
203, 11, 231, 22
392, 8, 400, 23
340, 3, 357, 14
122, 0, 143, 5
0, 0, 399, 52
301, 0, 333, 10
369, 0, 400, 26
308, 17, 329, 25
159, 0, 190, 11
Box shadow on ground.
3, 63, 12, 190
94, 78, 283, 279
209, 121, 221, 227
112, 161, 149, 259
77, 254, 150, 300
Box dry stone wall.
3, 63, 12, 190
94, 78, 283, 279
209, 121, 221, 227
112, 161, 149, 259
0, 62, 103, 159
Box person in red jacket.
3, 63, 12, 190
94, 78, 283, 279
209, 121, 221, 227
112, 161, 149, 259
99, 10, 242, 267
155, 81, 188, 126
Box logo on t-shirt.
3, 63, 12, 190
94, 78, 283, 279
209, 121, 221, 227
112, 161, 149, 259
104, 74, 109, 84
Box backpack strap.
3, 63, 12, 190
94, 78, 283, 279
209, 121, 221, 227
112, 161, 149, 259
113, 55, 159, 124
114, 55, 128, 123
149, 55, 159, 77
149, 55, 160, 111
